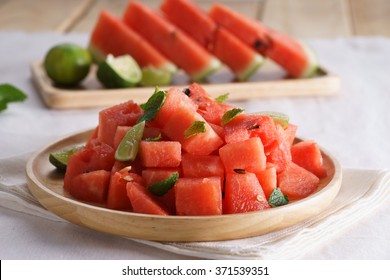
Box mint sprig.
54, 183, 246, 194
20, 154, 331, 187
0, 84, 27, 112
184, 121, 206, 139
137, 87, 166, 123
215, 93, 229, 103
221, 108, 244, 126
148, 172, 179, 196
268, 188, 289, 207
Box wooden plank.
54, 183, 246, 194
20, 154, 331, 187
30, 60, 340, 110
0, 0, 82, 32
262, 0, 353, 38
350, 0, 390, 36
71, 0, 264, 33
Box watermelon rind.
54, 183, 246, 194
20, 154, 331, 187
236, 53, 265, 81
191, 57, 222, 82
298, 42, 319, 78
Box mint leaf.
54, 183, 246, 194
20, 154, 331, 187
0, 84, 27, 112
137, 87, 166, 123
184, 121, 206, 139
221, 108, 244, 126
268, 188, 289, 207
148, 172, 179, 196
215, 93, 229, 103
258, 111, 289, 129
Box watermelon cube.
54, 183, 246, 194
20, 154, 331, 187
219, 137, 266, 174
153, 87, 197, 127
223, 113, 279, 152
266, 124, 292, 173
69, 170, 111, 204
277, 162, 320, 200
223, 172, 269, 214
126, 182, 169, 215
181, 154, 224, 181
142, 168, 179, 214
98, 100, 143, 147
291, 140, 327, 178
107, 170, 144, 210
175, 177, 222, 216
255, 163, 277, 200
139, 141, 181, 168
162, 106, 224, 155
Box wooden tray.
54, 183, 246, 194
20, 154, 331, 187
26, 129, 342, 242
30, 60, 341, 110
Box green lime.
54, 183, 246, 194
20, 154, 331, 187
140, 66, 172, 87
44, 43, 92, 86
49, 146, 83, 171
97, 54, 142, 88
115, 121, 145, 162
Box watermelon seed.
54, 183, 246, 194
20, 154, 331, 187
119, 166, 132, 173
183, 88, 191, 96
233, 168, 246, 174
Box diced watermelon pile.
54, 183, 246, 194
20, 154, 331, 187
63, 83, 327, 216
88, 0, 318, 84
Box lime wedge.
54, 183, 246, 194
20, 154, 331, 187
44, 43, 92, 86
97, 54, 142, 88
140, 66, 172, 87
115, 121, 145, 162
49, 146, 83, 171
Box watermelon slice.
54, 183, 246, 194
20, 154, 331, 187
123, 1, 221, 82
160, 0, 264, 81
88, 10, 177, 73
209, 4, 319, 78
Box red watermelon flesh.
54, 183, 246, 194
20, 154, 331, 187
209, 4, 318, 78
161, 0, 264, 81
266, 124, 292, 173
255, 163, 277, 200
219, 137, 266, 174
162, 106, 224, 155
88, 10, 176, 73
69, 170, 111, 204
291, 140, 327, 178
181, 154, 224, 186
153, 87, 197, 128
187, 82, 236, 126
139, 141, 181, 168
277, 162, 320, 200
98, 100, 143, 148
223, 113, 279, 152
175, 177, 222, 216
224, 172, 269, 214
123, 1, 221, 82
142, 168, 180, 215
284, 123, 298, 148
126, 181, 169, 215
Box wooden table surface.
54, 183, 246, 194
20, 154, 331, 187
0, 0, 389, 38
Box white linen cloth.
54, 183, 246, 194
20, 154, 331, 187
0, 32, 390, 259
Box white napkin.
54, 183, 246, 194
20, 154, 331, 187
0, 153, 389, 259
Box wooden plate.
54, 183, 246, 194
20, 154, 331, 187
30, 60, 341, 110
26, 129, 342, 242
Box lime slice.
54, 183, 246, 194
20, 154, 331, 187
97, 54, 142, 88
115, 121, 145, 162
44, 43, 92, 87
140, 66, 172, 87
49, 146, 83, 171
